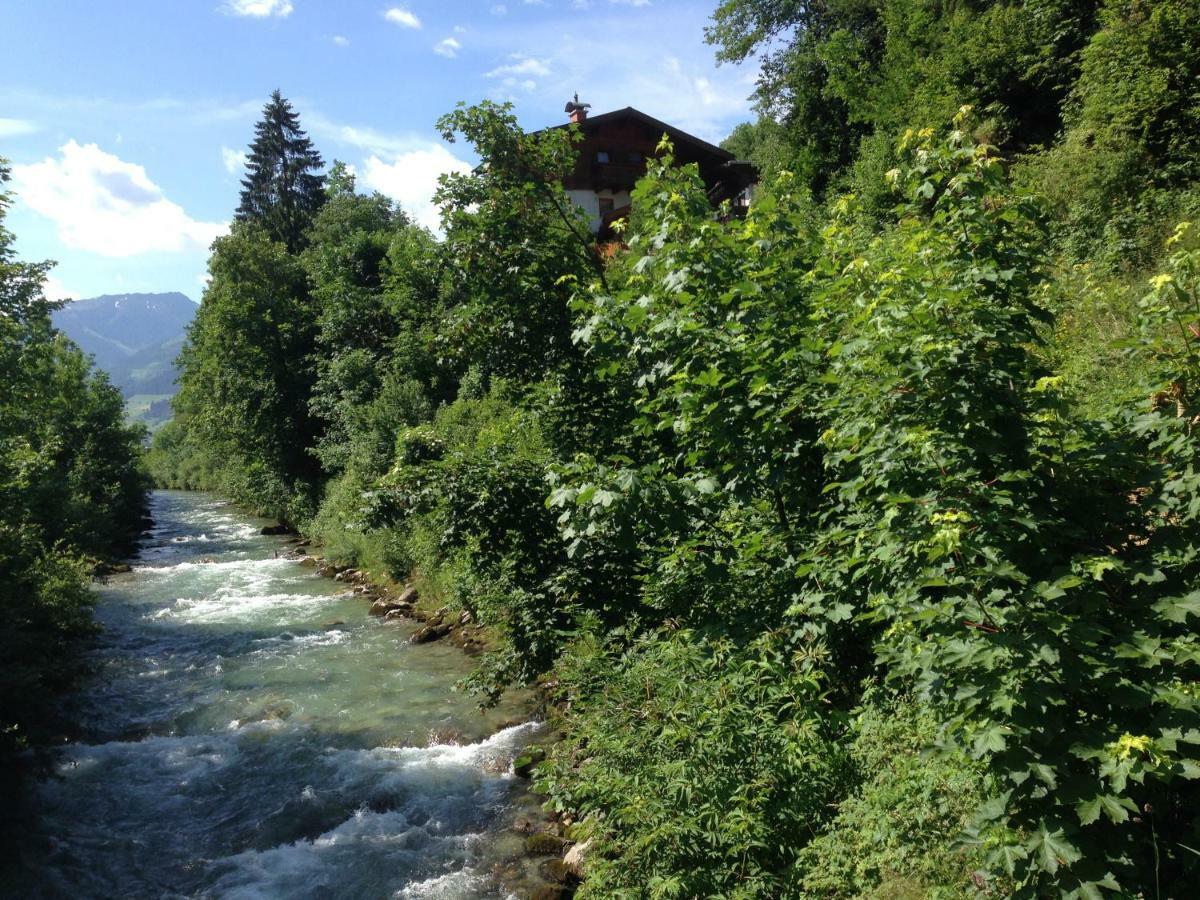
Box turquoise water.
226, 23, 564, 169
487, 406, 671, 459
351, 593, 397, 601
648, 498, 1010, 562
14, 491, 539, 899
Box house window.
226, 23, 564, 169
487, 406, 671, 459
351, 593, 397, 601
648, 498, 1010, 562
598, 197, 615, 216
595, 151, 610, 164
627, 152, 642, 164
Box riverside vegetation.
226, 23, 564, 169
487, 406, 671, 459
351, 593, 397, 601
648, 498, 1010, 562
0, 162, 149, 793
145, 2, 1200, 896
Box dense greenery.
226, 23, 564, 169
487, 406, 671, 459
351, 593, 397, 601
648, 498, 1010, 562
155, 11, 1200, 892
0, 161, 149, 768
711, 0, 1200, 269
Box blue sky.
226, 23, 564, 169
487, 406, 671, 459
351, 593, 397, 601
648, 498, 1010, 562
1, 0, 757, 302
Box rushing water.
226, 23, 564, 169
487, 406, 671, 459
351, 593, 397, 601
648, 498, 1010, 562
11, 491, 544, 899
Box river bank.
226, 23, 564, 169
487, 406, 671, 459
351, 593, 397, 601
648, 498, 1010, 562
6, 490, 571, 899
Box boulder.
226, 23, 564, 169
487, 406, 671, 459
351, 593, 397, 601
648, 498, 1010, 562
513, 747, 546, 779
410, 622, 453, 644
539, 859, 571, 884
370, 596, 413, 617
529, 887, 570, 900
396, 585, 419, 605
95, 561, 133, 577
563, 839, 593, 879
260, 524, 294, 536
298, 557, 318, 568
427, 726, 467, 745
384, 608, 411, 621
524, 833, 566, 855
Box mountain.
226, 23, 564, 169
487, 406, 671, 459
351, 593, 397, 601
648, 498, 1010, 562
52, 292, 196, 428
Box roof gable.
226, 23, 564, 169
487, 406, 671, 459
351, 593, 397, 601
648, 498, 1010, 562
549, 106, 734, 163
578, 107, 734, 161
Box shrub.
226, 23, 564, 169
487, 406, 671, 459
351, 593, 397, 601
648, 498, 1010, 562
539, 630, 851, 899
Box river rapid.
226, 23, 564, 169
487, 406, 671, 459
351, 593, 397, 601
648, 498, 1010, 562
10, 491, 545, 899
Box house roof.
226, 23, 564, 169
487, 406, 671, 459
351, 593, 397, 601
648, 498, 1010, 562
547, 106, 736, 163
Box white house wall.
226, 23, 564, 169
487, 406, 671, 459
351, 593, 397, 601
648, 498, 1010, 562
567, 190, 601, 232
567, 189, 632, 234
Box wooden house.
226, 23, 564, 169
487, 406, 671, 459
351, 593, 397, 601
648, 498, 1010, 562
549, 97, 757, 237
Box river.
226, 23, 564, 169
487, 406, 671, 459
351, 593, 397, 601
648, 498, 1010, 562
10, 491, 547, 899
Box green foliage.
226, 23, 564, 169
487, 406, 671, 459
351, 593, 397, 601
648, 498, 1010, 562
1027, 0, 1200, 268
303, 171, 442, 480
0, 159, 148, 760
708, 0, 1101, 190
172, 222, 320, 522
435, 101, 601, 382
798, 694, 997, 898
1036, 262, 1153, 414
538, 120, 1200, 896
145, 417, 221, 491
771, 121, 1200, 894
151, 37, 1200, 894
539, 630, 851, 899
370, 387, 571, 693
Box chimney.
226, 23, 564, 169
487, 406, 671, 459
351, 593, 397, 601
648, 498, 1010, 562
565, 93, 590, 124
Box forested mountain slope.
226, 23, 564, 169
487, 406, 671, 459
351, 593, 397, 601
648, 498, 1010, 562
52, 292, 195, 428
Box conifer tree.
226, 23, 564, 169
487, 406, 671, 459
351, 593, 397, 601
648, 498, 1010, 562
236, 90, 326, 252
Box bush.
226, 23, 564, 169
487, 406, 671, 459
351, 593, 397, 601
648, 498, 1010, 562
798, 694, 998, 898
538, 630, 851, 899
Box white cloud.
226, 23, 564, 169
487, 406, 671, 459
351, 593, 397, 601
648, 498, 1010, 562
0, 117, 38, 138
383, 7, 421, 29
610, 0, 651, 6
12, 141, 228, 257
486, 54, 551, 79
471, 13, 754, 144
434, 37, 461, 58
221, 146, 247, 174
484, 55, 552, 95
306, 113, 442, 158
491, 4, 507, 14
362, 146, 472, 233
332, 34, 350, 47
42, 275, 78, 302
223, 0, 294, 18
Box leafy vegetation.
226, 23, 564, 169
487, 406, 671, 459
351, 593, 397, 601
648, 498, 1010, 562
153, 9, 1200, 889
0, 160, 149, 769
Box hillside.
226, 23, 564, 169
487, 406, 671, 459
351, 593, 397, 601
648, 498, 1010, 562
52, 292, 195, 428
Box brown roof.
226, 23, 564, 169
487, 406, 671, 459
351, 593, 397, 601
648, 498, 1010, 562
548, 106, 736, 162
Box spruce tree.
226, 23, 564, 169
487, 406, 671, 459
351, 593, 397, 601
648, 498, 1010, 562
236, 90, 326, 252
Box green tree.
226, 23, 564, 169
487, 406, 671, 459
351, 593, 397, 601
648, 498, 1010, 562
303, 164, 444, 480
236, 89, 327, 253
174, 223, 320, 521
708, 0, 1101, 194
0, 159, 148, 765
435, 100, 602, 382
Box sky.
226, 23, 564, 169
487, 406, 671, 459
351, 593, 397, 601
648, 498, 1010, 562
0, 0, 758, 303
